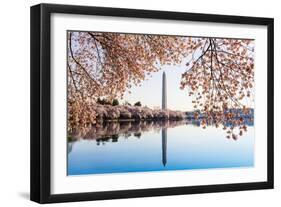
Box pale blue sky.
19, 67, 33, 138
121, 64, 193, 111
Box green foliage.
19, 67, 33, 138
97, 97, 119, 106
97, 97, 111, 105
134, 101, 142, 107
112, 99, 119, 106
67, 136, 76, 142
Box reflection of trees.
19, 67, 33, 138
134, 132, 142, 138
68, 115, 253, 143
70, 120, 187, 140
67, 141, 74, 154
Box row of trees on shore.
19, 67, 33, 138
97, 98, 141, 107
94, 104, 185, 121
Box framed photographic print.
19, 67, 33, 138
30, 3, 274, 203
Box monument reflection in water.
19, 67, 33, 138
67, 119, 254, 175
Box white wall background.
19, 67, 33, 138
0, 0, 279, 206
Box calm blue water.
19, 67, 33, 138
68, 120, 254, 175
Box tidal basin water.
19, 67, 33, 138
68, 120, 254, 175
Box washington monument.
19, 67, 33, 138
162, 71, 167, 109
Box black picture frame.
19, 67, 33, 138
30, 3, 274, 204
